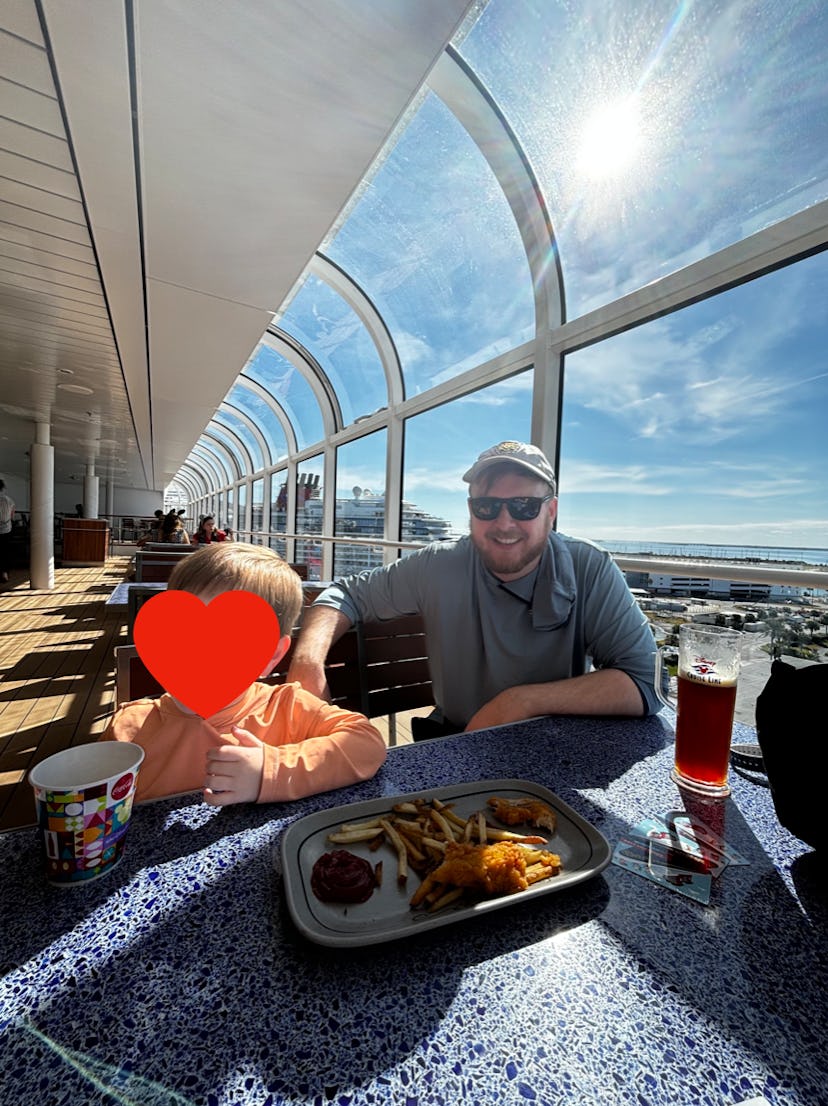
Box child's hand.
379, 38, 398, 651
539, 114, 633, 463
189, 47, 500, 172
203, 726, 265, 805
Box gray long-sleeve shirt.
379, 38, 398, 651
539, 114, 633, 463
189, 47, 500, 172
314, 532, 659, 726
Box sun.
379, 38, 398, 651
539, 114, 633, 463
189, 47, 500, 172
575, 97, 644, 180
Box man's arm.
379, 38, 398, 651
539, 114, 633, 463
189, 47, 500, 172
286, 604, 354, 700
464, 668, 644, 733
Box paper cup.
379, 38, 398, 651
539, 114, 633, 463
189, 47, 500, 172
29, 743, 145, 886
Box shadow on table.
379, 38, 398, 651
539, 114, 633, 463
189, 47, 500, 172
1, 813, 612, 1105
596, 797, 827, 1106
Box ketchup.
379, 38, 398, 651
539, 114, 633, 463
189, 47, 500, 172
311, 850, 375, 904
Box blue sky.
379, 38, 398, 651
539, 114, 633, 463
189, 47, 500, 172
326, 1, 828, 550
209, 1, 828, 552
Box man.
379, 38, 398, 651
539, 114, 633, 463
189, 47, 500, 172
0, 479, 15, 583
287, 441, 658, 735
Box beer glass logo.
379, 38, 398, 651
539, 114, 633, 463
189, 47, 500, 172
689, 655, 723, 684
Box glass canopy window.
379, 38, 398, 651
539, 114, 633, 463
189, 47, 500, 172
296, 455, 324, 580
191, 444, 231, 489
203, 427, 249, 478
559, 248, 828, 555
269, 470, 287, 558
403, 372, 534, 539
242, 343, 323, 448
213, 407, 266, 472
461, 0, 828, 320
226, 383, 289, 463
278, 273, 387, 426
325, 90, 535, 396
173, 0, 827, 587
334, 431, 387, 577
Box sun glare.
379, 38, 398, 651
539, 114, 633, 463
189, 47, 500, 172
576, 98, 644, 179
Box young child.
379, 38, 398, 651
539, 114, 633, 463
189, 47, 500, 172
100, 543, 386, 805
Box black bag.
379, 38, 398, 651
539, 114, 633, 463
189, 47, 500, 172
755, 660, 827, 852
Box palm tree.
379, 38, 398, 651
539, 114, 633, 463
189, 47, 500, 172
764, 614, 787, 660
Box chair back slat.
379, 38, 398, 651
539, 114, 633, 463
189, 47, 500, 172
135, 546, 196, 582
113, 612, 434, 739
358, 615, 434, 721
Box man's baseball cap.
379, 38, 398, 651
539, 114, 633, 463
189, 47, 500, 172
462, 441, 557, 488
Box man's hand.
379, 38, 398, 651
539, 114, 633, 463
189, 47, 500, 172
464, 687, 527, 732
464, 670, 646, 733
286, 604, 353, 700
203, 726, 265, 805
284, 657, 331, 701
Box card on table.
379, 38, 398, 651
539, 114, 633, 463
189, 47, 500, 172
611, 810, 749, 902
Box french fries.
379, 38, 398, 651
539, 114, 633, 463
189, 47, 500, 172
325, 795, 562, 913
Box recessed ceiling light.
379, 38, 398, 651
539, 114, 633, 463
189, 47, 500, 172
57, 368, 74, 375
57, 383, 94, 395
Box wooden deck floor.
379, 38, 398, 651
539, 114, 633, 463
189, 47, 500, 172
0, 557, 131, 832
0, 556, 422, 833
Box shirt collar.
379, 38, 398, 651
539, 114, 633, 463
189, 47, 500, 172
473, 532, 576, 630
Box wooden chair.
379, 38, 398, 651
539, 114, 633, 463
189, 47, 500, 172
113, 631, 364, 711
356, 614, 434, 745
126, 584, 166, 644
113, 613, 433, 745
115, 645, 165, 705
134, 545, 196, 582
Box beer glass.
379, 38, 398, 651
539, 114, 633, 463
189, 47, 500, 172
655, 624, 742, 797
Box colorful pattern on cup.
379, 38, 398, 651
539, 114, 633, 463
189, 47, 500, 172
34, 772, 137, 883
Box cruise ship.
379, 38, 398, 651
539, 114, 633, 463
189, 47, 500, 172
290, 486, 456, 577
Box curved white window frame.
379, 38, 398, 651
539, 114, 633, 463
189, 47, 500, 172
191, 444, 231, 490
196, 433, 238, 482
178, 463, 209, 499
216, 402, 271, 469
206, 422, 256, 476
172, 35, 828, 583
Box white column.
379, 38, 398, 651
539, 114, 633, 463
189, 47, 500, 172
30, 422, 55, 591
83, 465, 99, 518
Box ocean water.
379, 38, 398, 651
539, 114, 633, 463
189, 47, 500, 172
593, 539, 828, 567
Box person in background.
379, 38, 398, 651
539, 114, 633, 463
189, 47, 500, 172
191, 515, 226, 545
99, 543, 386, 804
137, 509, 165, 547
288, 440, 658, 738
0, 480, 15, 584
74, 503, 84, 518
161, 510, 190, 544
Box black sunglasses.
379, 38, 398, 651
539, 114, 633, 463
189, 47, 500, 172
468, 495, 554, 521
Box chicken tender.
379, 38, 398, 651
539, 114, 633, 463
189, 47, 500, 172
488, 796, 557, 834
426, 841, 561, 897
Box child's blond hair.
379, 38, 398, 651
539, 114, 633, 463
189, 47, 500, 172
167, 543, 303, 634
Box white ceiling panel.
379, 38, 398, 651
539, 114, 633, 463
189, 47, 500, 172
0, 0, 477, 496
0, 76, 63, 134
0, 117, 72, 170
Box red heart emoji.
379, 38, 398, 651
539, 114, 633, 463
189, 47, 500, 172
133, 590, 281, 718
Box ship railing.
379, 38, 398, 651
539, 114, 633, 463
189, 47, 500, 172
227, 529, 828, 593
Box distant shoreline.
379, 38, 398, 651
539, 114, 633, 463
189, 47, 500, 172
605, 551, 828, 570
594, 540, 828, 569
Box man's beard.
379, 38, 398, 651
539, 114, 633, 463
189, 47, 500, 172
471, 525, 549, 580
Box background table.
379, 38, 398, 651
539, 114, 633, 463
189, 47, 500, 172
1, 713, 825, 1105
105, 580, 167, 609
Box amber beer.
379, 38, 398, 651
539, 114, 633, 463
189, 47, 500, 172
655, 624, 742, 796
674, 672, 738, 789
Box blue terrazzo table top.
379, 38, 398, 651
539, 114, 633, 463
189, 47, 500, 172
1, 714, 825, 1106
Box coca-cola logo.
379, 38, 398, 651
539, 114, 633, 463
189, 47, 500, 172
111, 773, 133, 801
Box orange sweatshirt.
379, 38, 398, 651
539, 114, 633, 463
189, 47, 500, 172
99, 681, 386, 804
